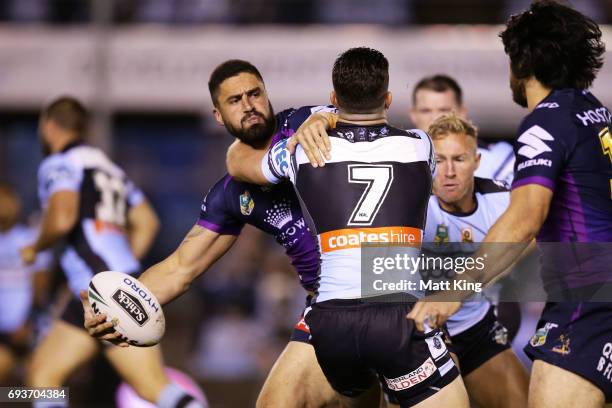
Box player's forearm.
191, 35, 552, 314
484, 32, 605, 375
138, 226, 236, 305
226, 140, 270, 184
474, 206, 538, 286
138, 254, 190, 306
127, 201, 160, 260
34, 215, 73, 251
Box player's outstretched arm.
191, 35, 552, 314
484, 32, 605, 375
139, 225, 237, 305
21, 190, 79, 264
408, 184, 552, 330
81, 225, 237, 345
126, 199, 160, 260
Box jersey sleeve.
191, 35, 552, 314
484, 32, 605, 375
37, 156, 83, 205
261, 138, 295, 184
272, 105, 337, 144
409, 128, 437, 177
422, 197, 439, 243
196, 177, 244, 235
512, 109, 576, 191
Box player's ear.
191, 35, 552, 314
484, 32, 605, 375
330, 91, 338, 107
408, 106, 417, 126
474, 150, 481, 170
384, 92, 392, 110
457, 104, 468, 120
212, 108, 225, 127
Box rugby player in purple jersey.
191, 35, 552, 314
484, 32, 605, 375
81, 60, 353, 407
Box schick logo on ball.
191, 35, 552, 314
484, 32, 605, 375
122, 278, 160, 313
112, 289, 149, 326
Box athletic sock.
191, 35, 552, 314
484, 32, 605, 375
157, 383, 203, 408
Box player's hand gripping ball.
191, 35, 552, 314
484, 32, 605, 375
88, 271, 165, 346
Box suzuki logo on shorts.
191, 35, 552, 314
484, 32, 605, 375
112, 289, 149, 326
320, 226, 421, 253
517, 125, 554, 159
385, 357, 437, 391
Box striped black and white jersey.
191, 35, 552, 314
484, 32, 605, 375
423, 177, 509, 335
37, 143, 143, 297
262, 122, 435, 302
476, 141, 515, 185
0, 224, 52, 332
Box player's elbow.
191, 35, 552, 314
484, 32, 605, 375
53, 210, 78, 234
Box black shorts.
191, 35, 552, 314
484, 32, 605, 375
60, 297, 85, 329
524, 302, 612, 402
305, 297, 459, 407
448, 305, 511, 376
0, 331, 30, 356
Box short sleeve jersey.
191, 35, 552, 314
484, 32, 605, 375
511, 89, 612, 291
263, 122, 435, 303
0, 224, 53, 332
37, 144, 143, 296
197, 106, 336, 292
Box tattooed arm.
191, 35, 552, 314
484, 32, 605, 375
137, 225, 237, 306
81, 225, 237, 345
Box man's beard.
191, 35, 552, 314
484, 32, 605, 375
510, 75, 528, 108
226, 104, 276, 149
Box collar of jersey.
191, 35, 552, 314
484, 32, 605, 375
335, 121, 388, 128
438, 193, 479, 218
61, 141, 84, 153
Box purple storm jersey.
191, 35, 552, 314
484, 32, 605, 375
197, 106, 335, 292
512, 89, 612, 292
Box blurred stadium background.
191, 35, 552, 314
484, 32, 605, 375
0, 0, 611, 406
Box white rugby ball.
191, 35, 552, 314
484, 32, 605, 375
88, 271, 165, 347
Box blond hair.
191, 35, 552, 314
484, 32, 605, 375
427, 113, 478, 141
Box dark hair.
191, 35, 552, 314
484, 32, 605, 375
500, 0, 605, 90
208, 60, 264, 107
42, 96, 89, 136
412, 75, 463, 106
332, 47, 389, 113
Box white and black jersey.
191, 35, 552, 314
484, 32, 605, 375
0, 225, 52, 333
263, 122, 435, 302
476, 141, 515, 185
423, 177, 509, 335
38, 143, 143, 296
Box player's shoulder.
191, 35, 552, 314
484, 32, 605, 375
205, 173, 263, 201
520, 89, 581, 132
474, 177, 509, 214
275, 105, 336, 137
38, 148, 81, 179
474, 177, 509, 194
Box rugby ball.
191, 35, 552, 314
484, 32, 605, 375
88, 271, 165, 347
